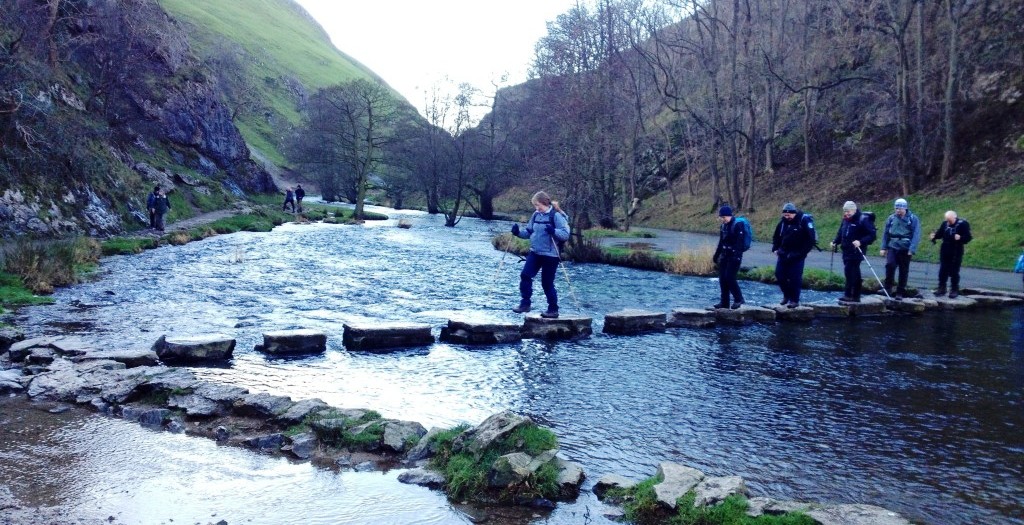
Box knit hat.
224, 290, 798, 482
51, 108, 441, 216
843, 201, 857, 211
718, 205, 733, 217
894, 198, 908, 209
781, 202, 798, 213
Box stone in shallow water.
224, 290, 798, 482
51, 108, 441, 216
883, 298, 927, 314
439, 319, 523, 344
602, 309, 666, 335
342, 321, 434, 351
766, 304, 816, 322
152, 334, 235, 364
667, 308, 716, 328
255, 329, 327, 354
521, 315, 592, 340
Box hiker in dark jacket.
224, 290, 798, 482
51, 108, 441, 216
929, 210, 972, 298
771, 202, 816, 308
295, 184, 305, 212
712, 205, 746, 309
146, 186, 160, 229
283, 187, 296, 212
510, 191, 570, 318
831, 201, 876, 303
880, 198, 921, 299
152, 188, 171, 231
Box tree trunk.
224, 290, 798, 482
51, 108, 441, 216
940, 0, 961, 182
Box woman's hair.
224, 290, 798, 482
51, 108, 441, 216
531, 191, 552, 206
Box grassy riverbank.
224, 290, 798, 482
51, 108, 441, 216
607, 479, 814, 525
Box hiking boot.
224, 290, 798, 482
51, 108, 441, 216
949, 289, 959, 299
934, 286, 947, 296
787, 301, 799, 309
512, 303, 531, 314
540, 310, 559, 319
730, 301, 745, 310
779, 297, 789, 305
838, 296, 854, 303
712, 302, 728, 309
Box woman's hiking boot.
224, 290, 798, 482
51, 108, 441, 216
730, 301, 745, 309
934, 286, 947, 296
541, 309, 559, 318
712, 302, 728, 309
949, 287, 959, 299
512, 303, 531, 314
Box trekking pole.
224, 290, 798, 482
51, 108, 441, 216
551, 239, 582, 313
856, 245, 891, 299
829, 246, 835, 275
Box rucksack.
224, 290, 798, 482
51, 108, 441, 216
1015, 252, 1024, 273
802, 213, 819, 249
734, 216, 753, 252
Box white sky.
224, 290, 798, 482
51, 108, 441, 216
293, 0, 578, 118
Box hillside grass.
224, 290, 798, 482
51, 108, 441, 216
158, 0, 395, 164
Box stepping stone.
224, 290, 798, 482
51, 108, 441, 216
255, 329, 327, 354
602, 309, 666, 334
883, 298, 927, 314
342, 321, 434, 351
931, 295, 978, 310
152, 334, 235, 364
439, 319, 523, 344
807, 302, 852, 318
73, 349, 160, 368
767, 304, 816, 322
521, 315, 592, 340
667, 308, 716, 328
961, 287, 1024, 300
715, 305, 775, 325
964, 294, 1022, 307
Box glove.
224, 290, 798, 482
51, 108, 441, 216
511, 224, 520, 236
545, 224, 555, 235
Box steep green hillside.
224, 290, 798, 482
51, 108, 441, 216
158, 0, 398, 165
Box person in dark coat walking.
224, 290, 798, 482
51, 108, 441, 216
151, 188, 171, 231
929, 210, 972, 298
146, 186, 160, 229
712, 205, 746, 309
831, 201, 876, 303
771, 202, 817, 308
295, 184, 305, 212
283, 187, 296, 212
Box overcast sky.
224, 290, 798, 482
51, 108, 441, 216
293, 0, 578, 117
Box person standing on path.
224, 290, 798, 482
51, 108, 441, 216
151, 188, 171, 231
295, 184, 305, 212
879, 198, 921, 299
510, 191, 570, 318
771, 202, 816, 308
283, 187, 296, 212
712, 205, 746, 309
146, 186, 160, 229
831, 201, 876, 303
929, 210, 972, 298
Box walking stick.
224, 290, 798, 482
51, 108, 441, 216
551, 238, 582, 313
857, 245, 891, 299
829, 245, 836, 275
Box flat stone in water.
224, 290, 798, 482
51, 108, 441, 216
439, 319, 523, 345
602, 309, 666, 335
153, 334, 235, 364
667, 308, 716, 328
521, 315, 593, 340
256, 329, 327, 354
767, 304, 816, 322
342, 321, 434, 351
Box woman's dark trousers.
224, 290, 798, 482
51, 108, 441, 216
520, 252, 559, 312
843, 258, 862, 299
775, 256, 805, 303
719, 256, 744, 306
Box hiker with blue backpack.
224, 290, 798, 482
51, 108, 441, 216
712, 205, 750, 309
879, 198, 921, 300
830, 201, 877, 303
771, 202, 817, 308
510, 191, 571, 318
929, 210, 973, 298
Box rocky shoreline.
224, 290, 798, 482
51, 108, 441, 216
0, 329, 925, 525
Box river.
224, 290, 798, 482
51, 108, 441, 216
3, 206, 1023, 524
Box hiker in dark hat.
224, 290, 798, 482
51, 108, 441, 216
929, 210, 972, 298
146, 185, 160, 229
295, 184, 305, 212
510, 191, 570, 318
831, 201, 876, 303
712, 205, 746, 309
880, 198, 921, 299
151, 187, 170, 231
771, 202, 816, 308
283, 187, 296, 212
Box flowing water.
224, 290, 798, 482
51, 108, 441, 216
4, 206, 1023, 524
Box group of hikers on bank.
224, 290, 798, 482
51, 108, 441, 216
508, 191, 974, 316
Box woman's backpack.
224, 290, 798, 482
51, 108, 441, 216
1014, 252, 1024, 273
